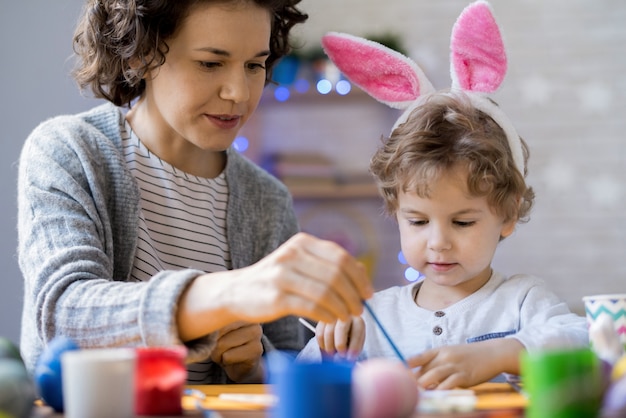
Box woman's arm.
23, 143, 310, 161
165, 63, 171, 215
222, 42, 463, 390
18, 114, 214, 373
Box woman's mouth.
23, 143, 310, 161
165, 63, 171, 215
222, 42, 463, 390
207, 114, 240, 130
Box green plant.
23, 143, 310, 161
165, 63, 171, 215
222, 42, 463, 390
290, 32, 408, 64
363, 32, 408, 56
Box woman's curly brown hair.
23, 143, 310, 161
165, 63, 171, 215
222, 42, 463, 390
72, 0, 308, 106
370, 90, 535, 225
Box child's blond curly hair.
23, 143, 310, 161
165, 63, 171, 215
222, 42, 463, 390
370, 90, 534, 225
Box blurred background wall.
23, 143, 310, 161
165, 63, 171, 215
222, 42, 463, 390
1, 0, 624, 347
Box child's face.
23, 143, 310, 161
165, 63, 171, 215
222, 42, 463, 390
396, 165, 516, 294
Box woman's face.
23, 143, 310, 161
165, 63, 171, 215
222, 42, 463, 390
133, 1, 271, 173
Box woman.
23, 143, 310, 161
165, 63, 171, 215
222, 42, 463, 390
18, 0, 372, 384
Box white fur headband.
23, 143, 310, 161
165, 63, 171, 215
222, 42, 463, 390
321, 0, 525, 175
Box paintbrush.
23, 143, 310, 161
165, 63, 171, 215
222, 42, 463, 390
362, 300, 408, 366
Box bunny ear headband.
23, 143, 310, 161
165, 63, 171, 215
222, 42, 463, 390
321, 0, 525, 175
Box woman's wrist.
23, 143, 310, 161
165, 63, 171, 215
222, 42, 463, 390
176, 272, 239, 342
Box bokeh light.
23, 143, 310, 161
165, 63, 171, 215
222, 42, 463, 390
398, 251, 424, 282
335, 80, 351, 95
316, 79, 332, 95
294, 79, 310, 94
233, 136, 249, 153
273, 86, 290, 102
404, 267, 424, 282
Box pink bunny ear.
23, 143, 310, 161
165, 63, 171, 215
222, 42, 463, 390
451, 1, 524, 174
450, 0, 506, 93
321, 32, 434, 109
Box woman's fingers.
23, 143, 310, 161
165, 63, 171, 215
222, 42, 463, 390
207, 233, 374, 326
298, 234, 373, 304
276, 233, 373, 320
211, 323, 263, 362
279, 276, 354, 322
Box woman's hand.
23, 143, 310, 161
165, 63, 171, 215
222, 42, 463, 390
241, 232, 373, 323
177, 233, 374, 342
210, 321, 264, 383
408, 339, 524, 389
316, 316, 365, 361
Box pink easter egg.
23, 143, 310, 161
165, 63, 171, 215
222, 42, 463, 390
352, 358, 419, 418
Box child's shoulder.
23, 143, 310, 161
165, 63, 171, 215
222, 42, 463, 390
499, 272, 547, 287
493, 271, 553, 296
370, 283, 419, 305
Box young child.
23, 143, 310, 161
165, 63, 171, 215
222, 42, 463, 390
297, 1, 588, 389
17, 0, 373, 384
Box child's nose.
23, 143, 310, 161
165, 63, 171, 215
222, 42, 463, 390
427, 225, 452, 252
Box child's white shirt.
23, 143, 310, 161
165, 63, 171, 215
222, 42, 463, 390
297, 271, 588, 362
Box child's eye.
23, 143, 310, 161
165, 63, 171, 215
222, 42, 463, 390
454, 220, 476, 227
409, 219, 427, 227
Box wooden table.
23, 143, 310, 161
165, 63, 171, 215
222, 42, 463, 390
183, 382, 526, 418
31, 382, 526, 417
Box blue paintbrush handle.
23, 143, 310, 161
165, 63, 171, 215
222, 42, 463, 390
363, 300, 408, 366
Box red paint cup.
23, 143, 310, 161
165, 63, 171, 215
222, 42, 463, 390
134, 346, 187, 416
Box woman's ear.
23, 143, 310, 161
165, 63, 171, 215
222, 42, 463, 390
128, 54, 150, 73
128, 48, 158, 75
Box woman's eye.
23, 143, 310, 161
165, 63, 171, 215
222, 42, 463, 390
247, 62, 266, 72
199, 61, 220, 70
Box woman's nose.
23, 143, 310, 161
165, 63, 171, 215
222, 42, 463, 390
219, 69, 250, 103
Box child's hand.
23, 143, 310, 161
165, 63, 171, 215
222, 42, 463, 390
316, 316, 365, 361
407, 339, 523, 389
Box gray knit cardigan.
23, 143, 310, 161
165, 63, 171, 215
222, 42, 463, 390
17, 102, 302, 381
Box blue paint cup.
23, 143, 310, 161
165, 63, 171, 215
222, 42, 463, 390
268, 353, 353, 418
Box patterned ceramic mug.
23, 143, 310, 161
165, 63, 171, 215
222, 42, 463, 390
583, 293, 626, 354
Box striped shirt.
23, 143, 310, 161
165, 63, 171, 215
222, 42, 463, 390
121, 119, 231, 382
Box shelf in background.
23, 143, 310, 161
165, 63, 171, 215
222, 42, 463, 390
261, 85, 377, 106
286, 182, 380, 199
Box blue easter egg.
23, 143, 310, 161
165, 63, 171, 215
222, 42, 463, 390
34, 336, 79, 412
